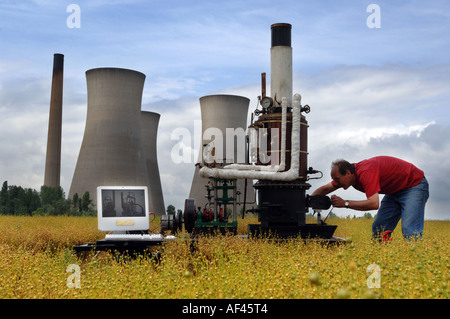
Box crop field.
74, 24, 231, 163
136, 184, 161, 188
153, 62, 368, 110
0, 215, 448, 299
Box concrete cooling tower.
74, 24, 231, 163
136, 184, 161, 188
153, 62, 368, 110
141, 111, 165, 215
44, 53, 64, 187
189, 94, 256, 210
69, 68, 164, 213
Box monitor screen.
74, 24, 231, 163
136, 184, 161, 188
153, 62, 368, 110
97, 186, 149, 232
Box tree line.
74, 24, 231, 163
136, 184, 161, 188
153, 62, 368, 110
0, 181, 95, 216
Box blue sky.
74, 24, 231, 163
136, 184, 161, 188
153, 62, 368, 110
1, 0, 449, 220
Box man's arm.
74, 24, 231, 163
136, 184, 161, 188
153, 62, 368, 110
330, 193, 379, 211
311, 182, 339, 196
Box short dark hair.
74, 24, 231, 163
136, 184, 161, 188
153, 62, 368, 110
332, 159, 355, 175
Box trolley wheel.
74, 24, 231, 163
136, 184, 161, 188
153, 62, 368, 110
184, 199, 196, 233
160, 214, 173, 233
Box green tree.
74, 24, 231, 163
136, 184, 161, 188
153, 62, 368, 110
363, 212, 373, 219
0, 181, 8, 214
0, 181, 9, 214
166, 204, 176, 215
0, 182, 41, 215
39, 185, 68, 215
80, 191, 92, 212
40, 185, 65, 206
20, 188, 40, 216
72, 193, 80, 213
8, 185, 25, 215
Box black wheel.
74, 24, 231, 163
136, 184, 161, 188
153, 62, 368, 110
171, 210, 182, 233
306, 195, 331, 210
184, 199, 196, 233
176, 209, 183, 233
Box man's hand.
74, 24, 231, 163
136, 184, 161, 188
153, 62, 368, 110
330, 193, 380, 211
331, 195, 346, 208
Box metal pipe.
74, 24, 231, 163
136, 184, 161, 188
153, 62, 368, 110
223, 96, 288, 172
233, 179, 237, 223
199, 93, 302, 181
261, 72, 266, 98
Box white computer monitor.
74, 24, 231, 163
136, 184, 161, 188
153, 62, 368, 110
97, 186, 149, 232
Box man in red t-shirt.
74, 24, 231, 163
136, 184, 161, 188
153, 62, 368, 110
312, 156, 429, 240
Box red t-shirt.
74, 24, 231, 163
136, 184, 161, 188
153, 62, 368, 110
331, 156, 424, 198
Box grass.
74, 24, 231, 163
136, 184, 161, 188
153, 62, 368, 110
0, 215, 448, 299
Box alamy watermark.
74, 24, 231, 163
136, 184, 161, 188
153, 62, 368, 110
66, 264, 81, 289
66, 4, 81, 29
64, 261, 381, 290
170, 122, 280, 165
367, 4, 381, 29
65, 4, 380, 30
366, 264, 381, 288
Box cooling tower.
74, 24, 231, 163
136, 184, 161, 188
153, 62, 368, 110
69, 68, 149, 206
44, 53, 64, 187
189, 94, 256, 209
141, 111, 165, 215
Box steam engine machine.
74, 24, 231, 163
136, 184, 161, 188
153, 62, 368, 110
161, 23, 341, 241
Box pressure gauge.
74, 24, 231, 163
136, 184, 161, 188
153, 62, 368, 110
260, 96, 273, 108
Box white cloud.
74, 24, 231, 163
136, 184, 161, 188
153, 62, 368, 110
325, 122, 433, 149
143, 77, 210, 101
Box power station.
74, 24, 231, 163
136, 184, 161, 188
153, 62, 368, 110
42, 22, 343, 254
68, 68, 165, 215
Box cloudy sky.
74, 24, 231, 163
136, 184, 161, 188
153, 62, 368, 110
0, 0, 449, 220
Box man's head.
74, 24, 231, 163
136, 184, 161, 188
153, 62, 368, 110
331, 159, 355, 190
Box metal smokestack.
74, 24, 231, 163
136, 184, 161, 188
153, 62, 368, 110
44, 53, 64, 187
270, 23, 292, 108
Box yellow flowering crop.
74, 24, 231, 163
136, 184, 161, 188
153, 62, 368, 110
0, 215, 448, 299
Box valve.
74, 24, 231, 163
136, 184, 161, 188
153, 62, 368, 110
301, 104, 310, 113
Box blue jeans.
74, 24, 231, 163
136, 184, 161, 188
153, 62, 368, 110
372, 177, 429, 240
